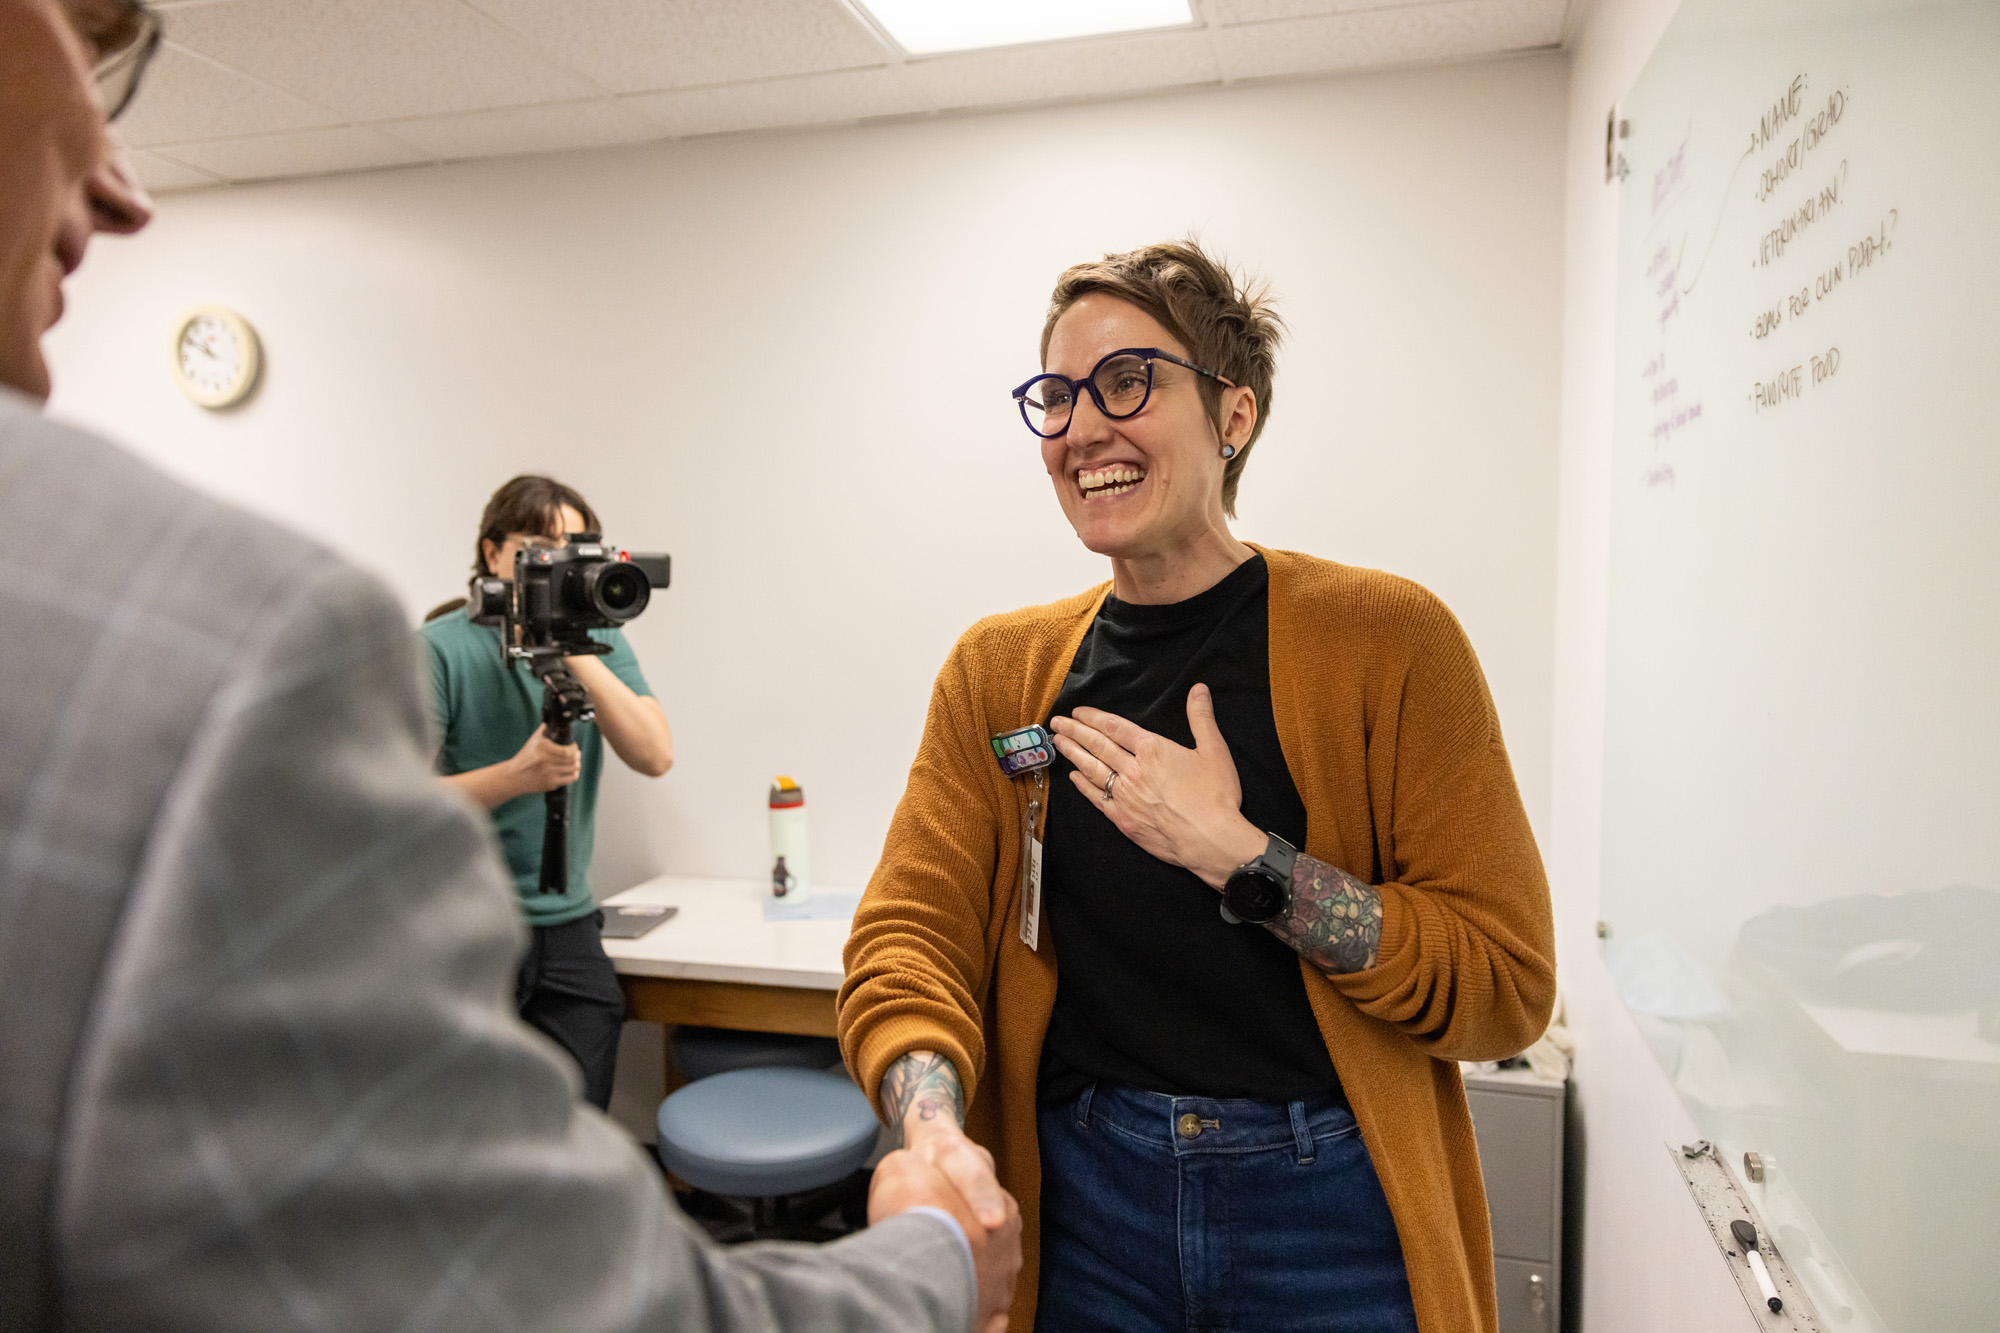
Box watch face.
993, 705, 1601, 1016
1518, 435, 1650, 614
1224, 868, 1288, 924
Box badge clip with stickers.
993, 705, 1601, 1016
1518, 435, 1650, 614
990, 726, 1053, 951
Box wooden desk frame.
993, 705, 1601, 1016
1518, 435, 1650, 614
621, 974, 839, 1093
620, 975, 838, 1037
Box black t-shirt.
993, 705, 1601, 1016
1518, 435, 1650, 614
1036, 555, 1344, 1105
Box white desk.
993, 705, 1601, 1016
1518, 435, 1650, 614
601, 874, 855, 1047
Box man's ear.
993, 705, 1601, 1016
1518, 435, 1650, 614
481, 538, 504, 577
90, 134, 153, 235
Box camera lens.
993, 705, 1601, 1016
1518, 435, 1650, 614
599, 568, 641, 612
580, 560, 651, 622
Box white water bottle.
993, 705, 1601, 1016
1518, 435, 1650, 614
768, 776, 810, 902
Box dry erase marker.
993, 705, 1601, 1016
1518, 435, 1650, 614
1730, 1220, 1783, 1313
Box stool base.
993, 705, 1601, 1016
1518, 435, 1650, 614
674, 1168, 871, 1245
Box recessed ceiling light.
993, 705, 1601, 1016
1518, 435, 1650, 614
854, 0, 1196, 57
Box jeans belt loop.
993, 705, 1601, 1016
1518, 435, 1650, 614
1076, 1082, 1096, 1129
1288, 1099, 1315, 1164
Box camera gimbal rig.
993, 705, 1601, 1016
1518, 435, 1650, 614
468, 532, 670, 897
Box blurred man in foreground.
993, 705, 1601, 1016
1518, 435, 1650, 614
0, 2, 1019, 1329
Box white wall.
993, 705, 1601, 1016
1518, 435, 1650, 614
1551, 0, 1758, 1328
47, 54, 1566, 902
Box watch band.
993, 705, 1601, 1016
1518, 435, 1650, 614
1255, 832, 1298, 883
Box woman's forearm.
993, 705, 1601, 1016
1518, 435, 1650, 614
1262, 854, 1383, 975
441, 762, 526, 810
566, 655, 673, 776
881, 1049, 965, 1144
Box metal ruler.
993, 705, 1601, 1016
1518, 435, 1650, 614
1669, 1141, 1825, 1332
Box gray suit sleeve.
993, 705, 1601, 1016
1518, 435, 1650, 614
51, 558, 974, 1333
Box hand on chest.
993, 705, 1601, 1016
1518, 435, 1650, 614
1041, 559, 1306, 882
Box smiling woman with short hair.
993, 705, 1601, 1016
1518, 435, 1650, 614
839, 239, 1556, 1333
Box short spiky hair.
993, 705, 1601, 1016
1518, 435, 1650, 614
1039, 239, 1283, 517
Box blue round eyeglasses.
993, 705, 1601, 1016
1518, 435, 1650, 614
1011, 346, 1236, 439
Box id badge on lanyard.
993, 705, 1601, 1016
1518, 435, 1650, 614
991, 726, 1053, 951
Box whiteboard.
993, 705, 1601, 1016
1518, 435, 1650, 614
1601, 1, 2000, 1328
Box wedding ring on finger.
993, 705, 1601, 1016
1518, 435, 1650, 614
1104, 771, 1117, 800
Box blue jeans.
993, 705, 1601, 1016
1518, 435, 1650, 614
1035, 1083, 1419, 1333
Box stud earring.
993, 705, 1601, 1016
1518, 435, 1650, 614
1221, 444, 1236, 459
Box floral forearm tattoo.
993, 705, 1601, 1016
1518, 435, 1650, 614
880, 1050, 965, 1143
1263, 853, 1384, 975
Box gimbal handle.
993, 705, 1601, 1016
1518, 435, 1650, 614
530, 657, 594, 896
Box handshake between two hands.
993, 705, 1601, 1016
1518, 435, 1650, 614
867, 1114, 1023, 1333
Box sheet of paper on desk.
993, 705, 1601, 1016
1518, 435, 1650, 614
763, 890, 861, 924
601, 904, 678, 939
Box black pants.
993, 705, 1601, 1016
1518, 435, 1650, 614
516, 911, 626, 1110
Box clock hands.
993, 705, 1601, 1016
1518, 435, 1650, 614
172, 309, 259, 408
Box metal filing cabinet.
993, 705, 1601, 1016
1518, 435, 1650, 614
1464, 1068, 1567, 1333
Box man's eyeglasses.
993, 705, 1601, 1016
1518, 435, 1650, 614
1012, 347, 1236, 439
65, 0, 163, 122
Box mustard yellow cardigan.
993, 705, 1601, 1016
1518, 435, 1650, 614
839, 547, 1556, 1332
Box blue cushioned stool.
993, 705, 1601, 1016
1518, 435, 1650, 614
656, 1066, 881, 1241
671, 1025, 841, 1083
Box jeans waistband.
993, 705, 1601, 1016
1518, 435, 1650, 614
1071, 1081, 1356, 1159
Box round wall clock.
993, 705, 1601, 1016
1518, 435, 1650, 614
170, 305, 262, 409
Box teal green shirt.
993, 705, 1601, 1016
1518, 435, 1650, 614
420, 609, 653, 927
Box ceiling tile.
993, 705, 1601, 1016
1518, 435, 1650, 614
900, 27, 1221, 113
160, 125, 431, 182
111, 0, 1573, 185
1201, 0, 1439, 23
624, 26, 1223, 142
386, 99, 661, 160
464, 0, 892, 95
162, 0, 599, 120
116, 43, 343, 147
622, 66, 928, 138
1213, 0, 1564, 82
128, 149, 225, 193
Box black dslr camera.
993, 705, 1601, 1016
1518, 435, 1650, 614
468, 534, 670, 661
468, 534, 670, 896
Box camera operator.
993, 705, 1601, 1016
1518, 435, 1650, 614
423, 474, 673, 1109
